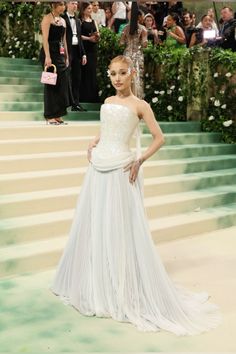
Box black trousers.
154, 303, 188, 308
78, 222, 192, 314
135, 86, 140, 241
70, 45, 82, 105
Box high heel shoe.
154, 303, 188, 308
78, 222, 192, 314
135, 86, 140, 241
55, 118, 68, 125
46, 119, 60, 125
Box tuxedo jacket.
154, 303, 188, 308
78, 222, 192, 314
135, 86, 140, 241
62, 13, 86, 60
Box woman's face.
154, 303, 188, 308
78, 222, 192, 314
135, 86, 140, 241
166, 15, 175, 28
109, 62, 133, 92
84, 4, 93, 17
144, 16, 153, 28
92, 2, 99, 13
53, 2, 66, 14
202, 15, 212, 29
105, 8, 112, 19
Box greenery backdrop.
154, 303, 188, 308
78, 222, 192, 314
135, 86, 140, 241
0, 1, 235, 143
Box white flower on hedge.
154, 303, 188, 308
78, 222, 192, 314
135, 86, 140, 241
146, 85, 150, 89
23, 31, 27, 34
12, 55, 15, 58
29, 15, 33, 18
178, 96, 184, 102
23, 41, 27, 45
8, 50, 12, 54
9, 46, 12, 49
167, 90, 172, 95
213, 73, 219, 78
14, 37, 18, 41
178, 88, 182, 91
32, 57, 37, 60
106, 84, 111, 88
160, 90, 165, 95
214, 100, 220, 107
220, 90, 225, 95
223, 120, 233, 127
221, 104, 227, 109
167, 105, 173, 111
16, 41, 20, 47
177, 76, 180, 80
98, 90, 102, 96
210, 97, 215, 101
9, 13, 13, 18
225, 72, 232, 78
20, 48, 23, 52
152, 97, 158, 103
6, 39, 9, 43
145, 73, 149, 77
154, 90, 159, 94
208, 116, 215, 121
170, 85, 175, 90
17, 11, 21, 17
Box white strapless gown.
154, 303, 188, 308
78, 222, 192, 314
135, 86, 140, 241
52, 103, 221, 335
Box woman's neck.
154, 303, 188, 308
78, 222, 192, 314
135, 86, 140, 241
116, 89, 132, 99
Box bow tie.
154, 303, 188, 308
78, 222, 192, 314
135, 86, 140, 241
69, 16, 75, 19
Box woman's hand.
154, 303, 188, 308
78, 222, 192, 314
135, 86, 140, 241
87, 142, 97, 162
124, 158, 143, 184
45, 56, 52, 68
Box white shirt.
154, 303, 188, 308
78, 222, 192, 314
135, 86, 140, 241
91, 9, 106, 27
113, 2, 127, 20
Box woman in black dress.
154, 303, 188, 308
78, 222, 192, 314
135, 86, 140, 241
80, 2, 100, 103
40, 1, 72, 125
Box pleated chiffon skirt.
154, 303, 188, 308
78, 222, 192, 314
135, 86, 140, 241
52, 164, 221, 335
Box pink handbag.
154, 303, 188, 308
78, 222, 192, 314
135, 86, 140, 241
40, 64, 57, 85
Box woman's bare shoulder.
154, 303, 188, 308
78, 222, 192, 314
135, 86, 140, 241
137, 99, 152, 116
104, 96, 116, 104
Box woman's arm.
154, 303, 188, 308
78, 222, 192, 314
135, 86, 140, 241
62, 19, 69, 66
169, 26, 186, 44
126, 100, 165, 183
189, 32, 196, 48
138, 100, 165, 163
87, 134, 100, 161
41, 14, 52, 67
141, 27, 148, 48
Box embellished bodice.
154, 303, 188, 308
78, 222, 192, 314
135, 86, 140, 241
91, 104, 139, 171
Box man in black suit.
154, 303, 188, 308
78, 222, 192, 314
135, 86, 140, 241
62, 1, 87, 111
218, 7, 236, 52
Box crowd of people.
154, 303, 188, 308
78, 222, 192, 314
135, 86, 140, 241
40, 1, 236, 123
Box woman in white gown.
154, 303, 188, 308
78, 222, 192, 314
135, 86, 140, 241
52, 55, 221, 335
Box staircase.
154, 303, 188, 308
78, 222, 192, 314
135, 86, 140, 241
0, 57, 236, 278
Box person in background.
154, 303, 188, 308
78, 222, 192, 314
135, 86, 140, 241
105, 6, 114, 30
62, 0, 87, 112
80, 2, 100, 102
120, 2, 147, 98
189, 15, 215, 48
182, 11, 195, 47
164, 12, 186, 48
218, 6, 236, 52
91, 1, 106, 27
143, 13, 159, 45
196, 8, 219, 36
112, 1, 130, 33
40, 1, 72, 125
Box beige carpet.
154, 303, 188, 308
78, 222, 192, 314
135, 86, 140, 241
0, 227, 236, 353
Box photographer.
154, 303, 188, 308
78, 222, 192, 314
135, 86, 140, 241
189, 15, 216, 48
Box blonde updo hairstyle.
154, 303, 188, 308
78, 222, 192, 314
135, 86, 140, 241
108, 55, 134, 71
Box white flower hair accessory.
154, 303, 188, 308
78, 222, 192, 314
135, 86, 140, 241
107, 68, 132, 77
